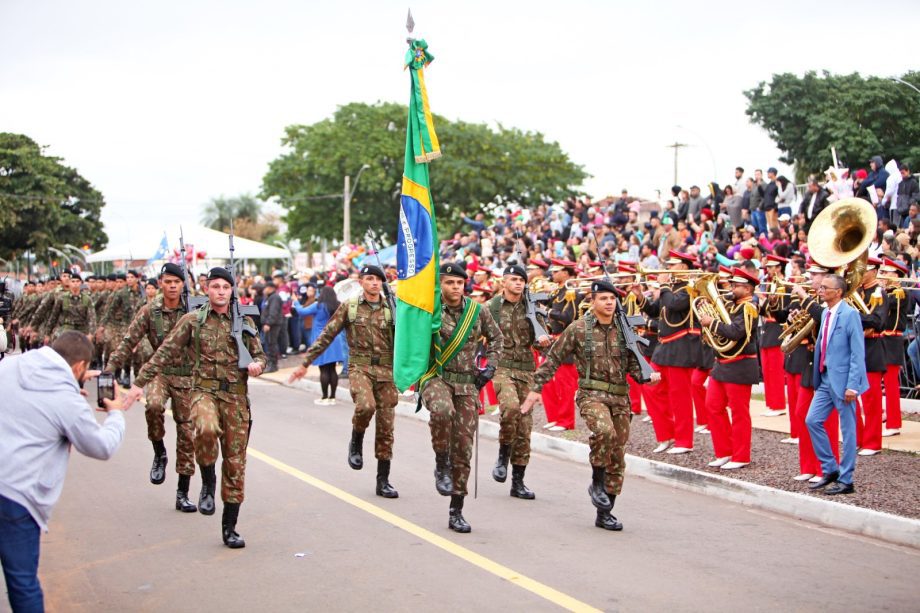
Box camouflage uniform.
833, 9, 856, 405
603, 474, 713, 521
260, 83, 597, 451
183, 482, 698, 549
136, 305, 265, 503
28, 288, 62, 342
92, 288, 110, 364
301, 295, 398, 460
532, 313, 644, 496
108, 296, 196, 476
100, 286, 142, 362
422, 298, 502, 496
43, 290, 97, 338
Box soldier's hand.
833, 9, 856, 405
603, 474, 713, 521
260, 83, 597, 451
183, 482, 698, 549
288, 365, 308, 383
122, 384, 144, 407
536, 334, 551, 348
248, 362, 264, 377
520, 391, 541, 415
647, 372, 662, 385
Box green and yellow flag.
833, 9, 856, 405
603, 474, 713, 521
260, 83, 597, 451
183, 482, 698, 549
394, 38, 441, 391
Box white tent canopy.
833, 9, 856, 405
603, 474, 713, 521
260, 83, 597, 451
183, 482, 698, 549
86, 225, 288, 263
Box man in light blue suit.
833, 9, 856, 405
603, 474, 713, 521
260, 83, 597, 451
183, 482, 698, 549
806, 274, 869, 495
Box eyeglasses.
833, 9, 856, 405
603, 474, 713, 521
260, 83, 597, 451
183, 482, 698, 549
818, 284, 842, 292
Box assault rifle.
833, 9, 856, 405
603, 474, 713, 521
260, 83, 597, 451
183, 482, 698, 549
228, 219, 261, 370
590, 233, 653, 383
512, 233, 550, 340
179, 227, 208, 312
367, 240, 398, 320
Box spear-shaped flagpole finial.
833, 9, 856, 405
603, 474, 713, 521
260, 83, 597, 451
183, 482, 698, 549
406, 8, 415, 34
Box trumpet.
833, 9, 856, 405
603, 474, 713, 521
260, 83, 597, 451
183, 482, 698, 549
878, 275, 920, 286
637, 265, 707, 277
564, 275, 640, 291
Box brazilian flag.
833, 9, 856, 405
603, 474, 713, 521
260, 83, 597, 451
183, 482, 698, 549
394, 39, 441, 392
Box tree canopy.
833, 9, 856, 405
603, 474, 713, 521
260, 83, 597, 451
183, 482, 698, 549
200, 193, 280, 242
0, 133, 108, 260
744, 71, 920, 181
260, 102, 588, 245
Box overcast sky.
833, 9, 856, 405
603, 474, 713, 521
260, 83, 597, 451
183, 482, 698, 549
2, 0, 919, 245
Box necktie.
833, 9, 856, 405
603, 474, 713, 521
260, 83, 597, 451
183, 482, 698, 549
819, 310, 831, 372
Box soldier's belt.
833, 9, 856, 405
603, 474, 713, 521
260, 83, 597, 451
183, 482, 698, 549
498, 359, 535, 372
350, 354, 393, 366
579, 378, 629, 395
163, 365, 193, 376
196, 378, 246, 395
440, 371, 477, 385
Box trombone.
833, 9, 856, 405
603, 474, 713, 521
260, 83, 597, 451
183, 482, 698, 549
878, 275, 920, 286
564, 275, 640, 291
637, 265, 707, 277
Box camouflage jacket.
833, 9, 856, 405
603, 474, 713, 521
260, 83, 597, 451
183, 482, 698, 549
93, 290, 110, 316
12, 293, 38, 322
135, 305, 265, 389
107, 296, 187, 376
302, 295, 394, 380
101, 287, 142, 328
433, 297, 502, 395
45, 290, 97, 336
28, 290, 61, 328
532, 313, 643, 392
489, 295, 537, 375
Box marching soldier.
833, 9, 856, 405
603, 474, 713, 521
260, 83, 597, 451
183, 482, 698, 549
288, 264, 400, 499
92, 274, 114, 368
758, 254, 790, 419
541, 258, 582, 431
697, 267, 760, 470
879, 258, 907, 437
44, 273, 96, 339
522, 279, 661, 531
488, 264, 551, 499
856, 257, 889, 456
107, 264, 199, 513
125, 267, 265, 548
420, 262, 502, 533
29, 272, 70, 345
99, 271, 143, 387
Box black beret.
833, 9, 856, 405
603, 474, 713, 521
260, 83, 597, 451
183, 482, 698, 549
264, 280, 276, 288
159, 262, 184, 279
126, 269, 139, 277
115, 273, 127, 281
440, 262, 467, 280
503, 265, 527, 279
591, 279, 617, 295
106, 273, 117, 281
146, 279, 159, 288
207, 266, 234, 285
359, 264, 386, 281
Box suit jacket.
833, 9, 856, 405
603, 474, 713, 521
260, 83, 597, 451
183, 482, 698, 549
798, 188, 830, 232
812, 301, 869, 404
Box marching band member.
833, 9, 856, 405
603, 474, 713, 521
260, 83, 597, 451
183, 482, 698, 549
758, 255, 790, 420
856, 257, 889, 456
879, 258, 907, 437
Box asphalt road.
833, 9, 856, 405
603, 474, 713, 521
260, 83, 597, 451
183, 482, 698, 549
4, 377, 919, 612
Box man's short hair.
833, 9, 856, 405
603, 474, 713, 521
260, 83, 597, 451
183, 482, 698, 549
899, 162, 911, 172
826, 274, 846, 291
735, 166, 744, 173
52, 331, 94, 366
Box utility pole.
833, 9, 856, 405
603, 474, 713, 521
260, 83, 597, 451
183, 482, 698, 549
343, 175, 351, 247
666, 142, 688, 186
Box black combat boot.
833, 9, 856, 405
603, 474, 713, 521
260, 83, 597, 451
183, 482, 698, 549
510, 465, 535, 500
448, 495, 471, 533
150, 440, 168, 485
348, 430, 365, 470
595, 495, 622, 530
434, 452, 452, 496
588, 466, 612, 510
198, 464, 217, 516
492, 444, 510, 483
175, 474, 198, 513
222, 503, 245, 548
375, 459, 399, 498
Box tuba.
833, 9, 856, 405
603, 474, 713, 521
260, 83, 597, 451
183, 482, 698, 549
689, 273, 736, 353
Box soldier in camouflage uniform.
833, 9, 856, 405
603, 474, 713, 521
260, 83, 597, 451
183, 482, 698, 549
43, 274, 96, 339
126, 267, 265, 549
90, 275, 111, 367
289, 264, 400, 498
107, 264, 199, 513
98, 271, 143, 387
522, 279, 661, 531
421, 262, 502, 533
28, 271, 71, 346
488, 264, 551, 499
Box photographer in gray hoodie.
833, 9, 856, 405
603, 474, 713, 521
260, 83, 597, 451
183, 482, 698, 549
0, 331, 131, 612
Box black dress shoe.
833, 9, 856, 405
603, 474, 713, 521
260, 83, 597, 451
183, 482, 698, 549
492, 445, 510, 483
823, 482, 855, 495
808, 471, 839, 490
595, 508, 623, 531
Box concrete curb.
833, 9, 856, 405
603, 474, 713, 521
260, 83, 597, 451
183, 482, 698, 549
270, 376, 920, 550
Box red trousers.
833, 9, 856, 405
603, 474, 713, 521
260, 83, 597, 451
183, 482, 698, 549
691, 368, 710, 426
858, 371, 884, 451
478, 381, 497, 415
627, 375, 642, 415
785, 371, 800, 438
884, 364, 902, 429
706, 379, 752, 463
760, 346, 786, 410
661, 365, 694, 448
646, 362, 674, 442
790, 375, 839, 475
541, 363, 577, 430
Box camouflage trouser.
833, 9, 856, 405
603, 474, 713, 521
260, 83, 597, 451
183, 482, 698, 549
104, 325, 126, 361
493, 368, 533, 466
577, 389, 632, 496
349, 367, 399, 461
422, 377, 478, 496
145, 374, 196, 476
134, 338, 154, 377
191, 389, 251, 504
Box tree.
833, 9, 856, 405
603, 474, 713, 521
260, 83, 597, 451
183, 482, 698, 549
0, 133, 108, 260
260, 102, 587, 245
201, 193, 263, 232
744, 71, 920, 182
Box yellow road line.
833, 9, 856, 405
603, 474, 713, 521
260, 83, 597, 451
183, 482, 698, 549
248, 447, 600, 612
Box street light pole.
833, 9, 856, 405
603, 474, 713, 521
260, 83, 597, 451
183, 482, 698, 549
891, 77, 920, 97
343, 164, 371, 247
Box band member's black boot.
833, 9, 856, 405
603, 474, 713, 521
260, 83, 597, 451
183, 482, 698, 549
448, 495, 471, 533
222, 503, 245, 548
375, 460, 399, 498
348, 430, 364, 470
588, 466, 612, 510
510, 465, 535, 499
175, 474, 198, 513
492, 444, 510, 483
150, 440, 168, 485
198, 464, 217, 515
434, 452, 452, 496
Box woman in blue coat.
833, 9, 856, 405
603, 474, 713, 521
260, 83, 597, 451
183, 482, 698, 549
292, 285, 348, 404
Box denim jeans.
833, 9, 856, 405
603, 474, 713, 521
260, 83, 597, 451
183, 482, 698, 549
752, 209, 767, 236
0, 494, 44, 613
289, 314, 303, 350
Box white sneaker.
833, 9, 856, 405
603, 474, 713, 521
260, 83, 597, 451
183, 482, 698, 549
642, 416, 652, 423
314, 398, 328, 405
547, 425, 566, 431
720, 461, 749, 470
694, 425, 706, 433
697, 427, 711, 435
707, 456, 732, 468
882, 428, 901, 437
808, 475, 823, 483
792, 473, 815, 481
760, 409, 787, 417
666, 446, 692, 455
779, 437, 799, 445
325, 398, 337, 406
652, 440, 674, 453
543, 421, 557, 429
857, 448, 880, 456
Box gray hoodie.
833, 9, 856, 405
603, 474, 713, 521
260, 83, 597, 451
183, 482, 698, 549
0, 347, 125, 530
